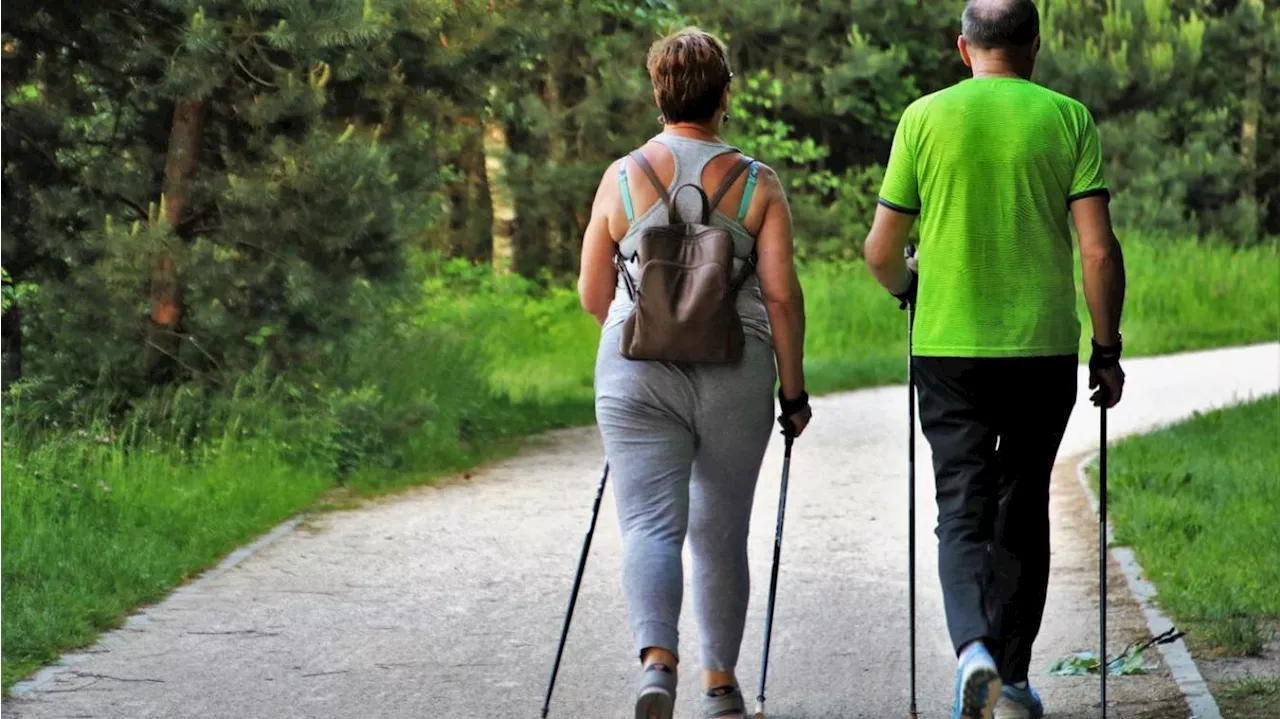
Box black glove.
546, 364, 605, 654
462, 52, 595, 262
893, 269, 918, 310
777, 388, 810, 438
893, 245, 918, 309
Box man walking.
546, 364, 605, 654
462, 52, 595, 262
864, 1, 1126, 718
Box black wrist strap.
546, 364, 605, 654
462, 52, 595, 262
778, 388, 809, 416
1090, 338, 1123, 368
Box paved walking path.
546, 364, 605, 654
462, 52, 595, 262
7, 343, 1278, 719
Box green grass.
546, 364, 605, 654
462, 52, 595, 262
441, 233, 1280, 399
1097, 396, 1280, 657
3, 232, 1277, 693
1218, 676, 1280, 719
0, 435, 331, 689
1086, 234, 1280, 357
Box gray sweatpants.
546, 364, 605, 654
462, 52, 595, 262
594, 324, 776, 672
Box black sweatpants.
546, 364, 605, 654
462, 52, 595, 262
913, 355, 1077, 684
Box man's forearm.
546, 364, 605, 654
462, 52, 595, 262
868, 249, 912, 296
1082, 236, 1125, 344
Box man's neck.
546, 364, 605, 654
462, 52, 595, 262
971, 64, 1029, 80
969, 51, 1033, 80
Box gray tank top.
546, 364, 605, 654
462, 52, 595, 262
604, 132, 773, 346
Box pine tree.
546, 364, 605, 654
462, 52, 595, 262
2, 0, 476, 402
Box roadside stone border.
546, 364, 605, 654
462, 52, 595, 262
9, 517, 304, 698
1074, 452, 1222, 719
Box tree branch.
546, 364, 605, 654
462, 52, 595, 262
115, 194, 149, 220
235, 55, 277, 88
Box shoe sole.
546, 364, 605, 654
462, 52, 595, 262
635, 687, 674, 719
995, 697, 1045, 719
994, 701, 1034, 719
960, 667, 1002, 719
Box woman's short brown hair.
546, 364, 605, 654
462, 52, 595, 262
647, 27, 732, 124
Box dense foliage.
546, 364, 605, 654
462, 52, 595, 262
2, 0, 1277, 434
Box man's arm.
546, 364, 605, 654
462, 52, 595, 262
1071, 195, 1124, 345
1071, 194, 1126, 407
864, 204, 918, 299
868, 102, 921, 302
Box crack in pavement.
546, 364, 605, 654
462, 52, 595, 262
68, 672, 164, 685
186, 630, 282, 638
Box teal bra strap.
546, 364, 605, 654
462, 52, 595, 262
620, 161, 635, 222
736, 162, 759, 222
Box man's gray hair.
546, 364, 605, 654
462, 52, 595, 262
962, 0, 1040, 50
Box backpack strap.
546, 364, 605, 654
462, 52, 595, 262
706, 155, 757, 218
614, 245, 637, 301
628, 150, 674, 220
730, 252, 757, 293
707, 155, 759, 291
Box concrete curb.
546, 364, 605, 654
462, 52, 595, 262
8, 517, 304, 698
1074, 452, 1222, 719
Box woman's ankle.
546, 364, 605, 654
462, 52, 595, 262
702, 669, 737, 691
640, 646, 678, 671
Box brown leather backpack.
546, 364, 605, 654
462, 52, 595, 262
614, 150, 758, 364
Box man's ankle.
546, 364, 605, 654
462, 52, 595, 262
957, 639, 986, 658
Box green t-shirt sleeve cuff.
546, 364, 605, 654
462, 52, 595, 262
1068, 187, 1111, 204
877, 197, 921, 215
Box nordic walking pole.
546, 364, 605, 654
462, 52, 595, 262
1099, 406, 1108, 719
540, 461, 610, 719
753, 429, 796, 719
905, 245, 919, 719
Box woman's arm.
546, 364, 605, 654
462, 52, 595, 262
754, 165, 806, 403
578, 160, 624, 325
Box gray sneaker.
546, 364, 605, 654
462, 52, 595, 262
701, 685, 746, 718
995, 683, 1044, 719
634, 664, 676, 719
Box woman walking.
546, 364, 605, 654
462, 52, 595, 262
576, 27, 811, 719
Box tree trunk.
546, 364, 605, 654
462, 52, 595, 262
1240, 0, 1264, 242
543, 61, 567, 274
484, 119, 515, 273
146, 98, 207, 383
2, 302, 21, 391
467, 137, 493, 263
451, 120, 492, 263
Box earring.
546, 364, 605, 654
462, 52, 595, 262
657, 114, 667, 125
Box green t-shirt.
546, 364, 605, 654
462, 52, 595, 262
879, 77, 1109, 358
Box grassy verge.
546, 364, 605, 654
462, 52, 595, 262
3, 233, 1277, 692
454, 233, 1280, 399
1218, 676, 1280, 719
1096, 396, 1280, 713
0, 436, 330, 689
